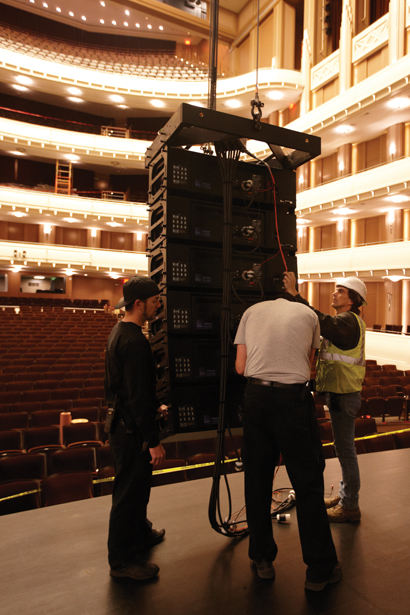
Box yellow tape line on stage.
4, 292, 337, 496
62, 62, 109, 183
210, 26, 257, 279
322, 426, 410, 447
3, 429, 410, 502
0, 489, 40, 503
94, 457, 238, 484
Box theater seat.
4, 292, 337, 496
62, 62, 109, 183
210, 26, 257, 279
364, 434, 396, 453
42, 472, 94, 506
0, 479, 42, 516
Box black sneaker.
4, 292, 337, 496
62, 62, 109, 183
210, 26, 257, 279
251, 559, 276, 579
305, 561, 342, 591
136, 529, 166, 551
110, 559, 159, 581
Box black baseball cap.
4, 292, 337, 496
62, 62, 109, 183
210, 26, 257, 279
114, 276, 160, 309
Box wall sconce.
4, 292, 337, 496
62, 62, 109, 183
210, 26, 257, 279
388, 209, 395, 234
389, 144, 396, 158
91, 229, 97, 238
337, 220, 344, 233
137, 232, 143, 241
44, 225, 51, 235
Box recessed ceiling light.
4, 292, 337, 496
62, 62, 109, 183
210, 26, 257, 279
296, 218, 311, 225
100, 1, 105, 5
159, 25, 163, 30
124, 22, 128, 26
107, 221, 122, 227
387, 97, 410, 110
13, 84, 28, 91
125, 10, 129, 15
267, 91, 284, 100
34, 276, 45, 280
225, 99, 241, 109
68, 87, 82, 96
335, 125, 354, 134
332, 207, 355, 215
43, 2, 48, 7
100, 19, 104, 24
11, 211, 27, 218
65, 154, 80, 162
16, 75, 32, 85
135, 23, 140, 27
63, 217, 80, 223
112, 20, 116, 25
118, 104, 129, 109
9, 150, 26, 156
387, 194, 410, 203
150, 99, 165, 108
147, 24, 152, 29
69, 11, 74, 16
56, 7, 61, 12
81, 16, 86, 21
68, 97, 83, 103
110, 94, 124, 103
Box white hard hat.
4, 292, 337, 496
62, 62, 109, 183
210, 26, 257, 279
336, 277, 367, 305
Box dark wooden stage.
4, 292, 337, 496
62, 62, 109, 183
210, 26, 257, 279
2, 449, 410, 615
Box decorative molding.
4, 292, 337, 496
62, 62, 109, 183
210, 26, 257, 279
0, 240, 148, 273
352, 14, 389, 64
311, 51, 339, 91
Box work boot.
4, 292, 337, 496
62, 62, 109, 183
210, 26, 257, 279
324, 495, 340, 509
327, 504, 361, 523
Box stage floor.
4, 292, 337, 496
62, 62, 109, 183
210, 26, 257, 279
2, 449, 410, 615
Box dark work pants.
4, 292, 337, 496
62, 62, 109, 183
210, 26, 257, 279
243, 382, 338, 581
108, 425, 153, 570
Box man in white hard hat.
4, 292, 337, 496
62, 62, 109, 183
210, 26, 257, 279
284, 273, 367, 523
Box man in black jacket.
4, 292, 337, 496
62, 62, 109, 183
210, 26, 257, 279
105, 276, 166, 580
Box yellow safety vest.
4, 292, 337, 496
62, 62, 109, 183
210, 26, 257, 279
316, 312, 366, 394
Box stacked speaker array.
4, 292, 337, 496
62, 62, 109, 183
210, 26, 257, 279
147, 146, 298, 433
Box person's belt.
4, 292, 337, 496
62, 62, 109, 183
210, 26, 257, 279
248, 377, 303, 389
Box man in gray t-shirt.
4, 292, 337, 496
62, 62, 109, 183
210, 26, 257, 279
234, 293, 340, 591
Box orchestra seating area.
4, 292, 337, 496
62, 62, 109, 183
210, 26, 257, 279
2, 305, 410, 515
0, 26, 209, 79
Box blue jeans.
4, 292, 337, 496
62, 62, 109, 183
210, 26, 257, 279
327, 391, 361, 509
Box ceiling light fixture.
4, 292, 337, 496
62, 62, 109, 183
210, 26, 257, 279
16, 75, 33, 86
267, 91, 284, 100
335, 125, 354, 134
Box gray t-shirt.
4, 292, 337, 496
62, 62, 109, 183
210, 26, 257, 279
234, 298, 320, 384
